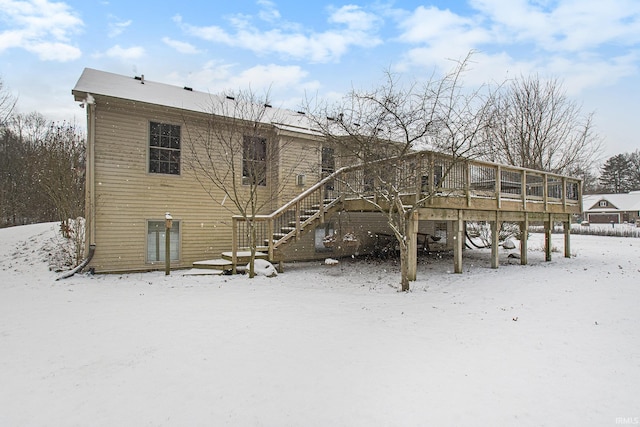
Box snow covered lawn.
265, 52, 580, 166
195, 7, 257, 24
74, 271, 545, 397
1, 223, 639, 426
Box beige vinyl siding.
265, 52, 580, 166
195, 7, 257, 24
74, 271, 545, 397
273, 131, 322, 206
87, 96, 327, 272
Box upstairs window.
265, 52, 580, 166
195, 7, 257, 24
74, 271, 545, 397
243, 135, 267, 186
149, 122, 181, 175
322, 147, 335, 191
599, 200, 608, 207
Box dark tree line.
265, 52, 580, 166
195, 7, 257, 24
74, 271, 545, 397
596, 150, 640, 193
0, 82, 85, 229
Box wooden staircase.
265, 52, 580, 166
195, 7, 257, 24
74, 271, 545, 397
192, 188, 343, 273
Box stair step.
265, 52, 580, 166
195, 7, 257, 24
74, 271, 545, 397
192, 259, 233, 270
221, 251, 269, 263
280, 227, 296, 233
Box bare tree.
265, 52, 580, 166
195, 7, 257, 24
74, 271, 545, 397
483, 75, 602, 175
306, 55, 492, 290
186, 90, 308, 277
37, 121, 86, 263
0, 77, 17, 127
1, 113, 85, 237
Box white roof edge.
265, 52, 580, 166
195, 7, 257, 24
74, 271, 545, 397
72, 68, 321, 136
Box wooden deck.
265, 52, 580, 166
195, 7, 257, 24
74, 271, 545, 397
229, 149, 582, 277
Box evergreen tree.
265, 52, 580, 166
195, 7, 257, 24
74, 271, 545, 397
599, 154, 633, 193
628, 150, 640, 191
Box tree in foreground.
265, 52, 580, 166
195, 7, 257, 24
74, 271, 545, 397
186, 90, 308, 277
306, 54, 493, 291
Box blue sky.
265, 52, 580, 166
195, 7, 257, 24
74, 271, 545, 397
1, 0, 639, 158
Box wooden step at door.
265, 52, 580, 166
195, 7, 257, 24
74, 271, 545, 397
192, 258, 233, 271
221, 251, 269, 264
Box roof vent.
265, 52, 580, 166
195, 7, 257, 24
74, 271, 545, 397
297, 111, 305, 115
183, 86, 193, 91
264, 103, 272, 108
226, 95, 235, 101
134, 74, 145, 84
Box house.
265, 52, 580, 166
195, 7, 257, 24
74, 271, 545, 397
582, 192, 640, 224
72, 68, 583, 276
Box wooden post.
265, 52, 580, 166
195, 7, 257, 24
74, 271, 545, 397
520, 213, 528, 265
563, 215, 571, 258
164, 213, 172, 276
319, 185, 325, 224
491, 212, 500, 269
544, 214, 552, 262
496, 165, 502, 209
465, 160, 471, 207
231, 217, 238, 274
453, 211, 463, 273
521, 171, 527, 210
408, 211, 418, 281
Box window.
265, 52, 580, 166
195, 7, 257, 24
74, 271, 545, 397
315, 224, 335, 252
147, 220, 180, 263
434, 222, 447, 243
243, 135, 267, 186
149, 122, 181, 175
322, 147, 335, 192
599, 200, 608, 207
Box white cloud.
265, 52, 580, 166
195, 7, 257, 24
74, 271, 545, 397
174, 4, 382, 63
256, 0, 280, 23
165, 61, 319, 108
0, 0, 83, 61
162, 37, 201, 54
392, 1, 640, 94
469, 0, 640, 52
108, 15, 132, 38
98, 44, 145, 60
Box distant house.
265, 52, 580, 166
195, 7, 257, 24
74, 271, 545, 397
582, 192, 640, 224
72, 68, 582, 275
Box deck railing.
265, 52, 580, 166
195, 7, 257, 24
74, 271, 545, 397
232, 150, 582, 263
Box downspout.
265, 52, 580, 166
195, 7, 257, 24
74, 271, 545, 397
56, 244, 96, 280
58, 93, 97, 280
86, 94, 97, 253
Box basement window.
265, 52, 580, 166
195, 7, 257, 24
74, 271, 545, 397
147, 220, 180, 263
149, 122, 181, 175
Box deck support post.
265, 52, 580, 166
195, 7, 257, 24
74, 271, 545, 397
453, 211, 464, 273
408, 211, 418, 281
520, 213, 529, 265
491, 212, 500, 269
231, 217, 238, 274
544, 214, 552, 262
563, 215, 571, 258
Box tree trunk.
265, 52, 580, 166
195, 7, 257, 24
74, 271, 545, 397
248, 221, 256, 278
399, 241, 410, 292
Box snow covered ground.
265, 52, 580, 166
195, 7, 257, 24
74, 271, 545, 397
1, 222, 639, 426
